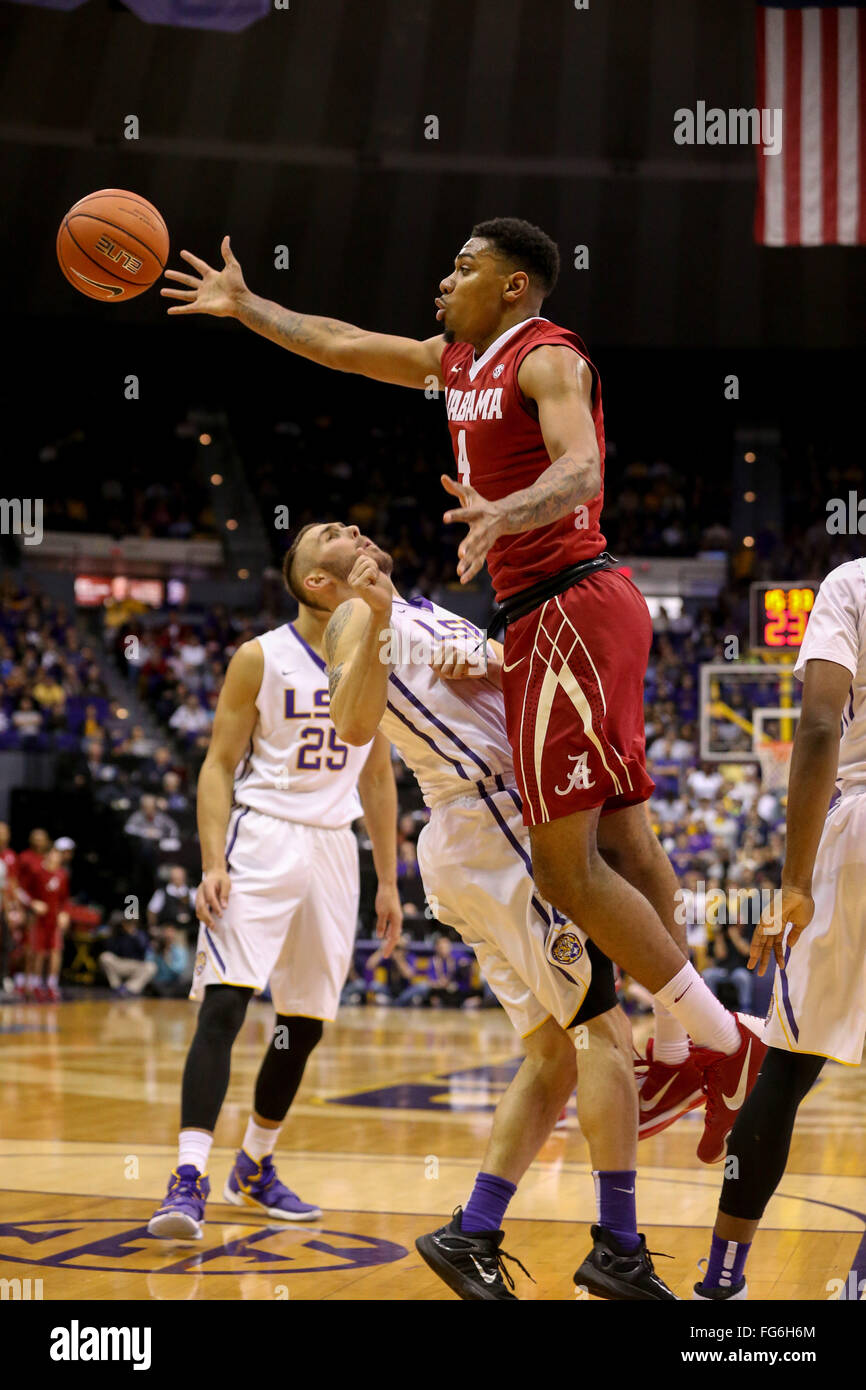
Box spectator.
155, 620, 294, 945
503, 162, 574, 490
124, 794, 179, 844
702, 915, 754, 1012
12, 696, 43, 739
148, 924, 192, 997
147, 865, 196, 936
395, 935, 460, 1008
100, 915, 157, 996
169, 694, 213, 736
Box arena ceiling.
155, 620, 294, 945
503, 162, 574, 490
1, 0, 864, 348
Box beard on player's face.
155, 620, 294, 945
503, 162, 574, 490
316, 540, 395, 590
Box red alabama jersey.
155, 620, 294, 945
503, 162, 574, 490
441, 316, 606, 600
28, 863, 69, 927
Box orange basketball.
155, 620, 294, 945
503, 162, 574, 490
56, 189, 169, 302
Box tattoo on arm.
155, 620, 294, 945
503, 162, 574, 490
328, 663, 344, 699
239, 299, 367, 357
324, 603, 354, 666
504, 456, 591, 532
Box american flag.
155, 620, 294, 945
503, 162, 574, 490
755, 1, 866, 245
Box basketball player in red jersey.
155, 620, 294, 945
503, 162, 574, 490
162, 219, 766, 1188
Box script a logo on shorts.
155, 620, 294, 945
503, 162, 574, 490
194, 951, 206, 976
550, 932, 584, 965
554, 751, 595, 795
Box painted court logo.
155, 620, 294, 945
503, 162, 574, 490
0, 1217, 407, 1278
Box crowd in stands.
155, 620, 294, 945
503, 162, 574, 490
36, 414, 217, 540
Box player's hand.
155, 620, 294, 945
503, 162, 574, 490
429, 638, 487, 681
196, 869, 231, 930
749, 884, 815, 976
442, 475, 508, 584
32, 900, 48, 916
374, 882, 403, 958
347, 554, 393, 616
162, 236, 249, 318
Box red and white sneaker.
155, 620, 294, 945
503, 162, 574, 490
636, 1039, 705, 1140
691, 1017, 768, 1164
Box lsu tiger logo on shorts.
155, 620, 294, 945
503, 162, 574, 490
550, 932, 584, 965
194, 951, 206, 976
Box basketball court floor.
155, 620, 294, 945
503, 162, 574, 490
1, 999, 863, 1301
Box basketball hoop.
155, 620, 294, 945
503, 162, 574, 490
756, 738, 793, 792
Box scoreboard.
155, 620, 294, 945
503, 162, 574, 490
749, 581, 819, 652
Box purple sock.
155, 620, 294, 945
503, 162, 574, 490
704, 1232, 751, 1289
461, 1171, 517, 1234
594, 1170, 640, 1253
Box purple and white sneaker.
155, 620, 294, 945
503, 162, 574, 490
147, 1165, 210, 1240
223, 1150, 322, 1221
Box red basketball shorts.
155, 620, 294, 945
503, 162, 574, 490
500, 569, 655, 826
30, 915, 61, 953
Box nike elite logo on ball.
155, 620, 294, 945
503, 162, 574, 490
71, 269, 124, 297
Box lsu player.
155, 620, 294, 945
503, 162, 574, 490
287, 519, 676, 1301
148, 591, 401, 1240
695, 557, 866, 1300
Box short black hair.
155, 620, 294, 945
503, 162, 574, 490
471, 217, 560, 297
282, 523, 318, 605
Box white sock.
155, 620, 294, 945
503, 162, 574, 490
178, 1128, 213, 1175
47, 973, 58, 989
27, 974, 39, 990
14, 973, 24, 988
242, 1117, 281, 1163
652, 1002, 690, 1065
654, 962, 740, 1055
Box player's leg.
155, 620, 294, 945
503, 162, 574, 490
531, 809, 766, 1162
694, 1048, 825, 1300
598, 801, 705, 1136
46, 928, 64, 1001
223, 1013, 324, 1221
148, 982, 253, 1239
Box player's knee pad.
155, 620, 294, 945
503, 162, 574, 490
196, 984, 252, 1044
274, 1014, 324, 1061
253, 1015, 324, 1123
720, 1047, 825, 1221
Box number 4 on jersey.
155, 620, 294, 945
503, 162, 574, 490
456, 429, 470, 486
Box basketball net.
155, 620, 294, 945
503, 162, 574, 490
756, 737, 793, 792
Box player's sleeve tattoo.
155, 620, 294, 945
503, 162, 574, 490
328, 663, 344, 698
324, 602, 353, 666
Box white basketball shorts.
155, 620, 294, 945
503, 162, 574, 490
416, 778, 593, 1038
190, 806, 359, 1021
765, 790, 866, 1066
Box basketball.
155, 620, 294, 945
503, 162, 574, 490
56, 188, 169, 302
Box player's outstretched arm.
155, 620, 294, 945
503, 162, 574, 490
325, 559, 393, 744
358, 732, 402, 957
195, 640, 263, 928
162, 236, 445, 389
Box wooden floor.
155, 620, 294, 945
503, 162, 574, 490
1, 998, 864, 1301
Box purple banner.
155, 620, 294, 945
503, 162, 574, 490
7, 0, 273, 31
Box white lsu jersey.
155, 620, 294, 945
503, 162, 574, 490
233, 623, 372, 828
794, 557, 866, 798
379, 597, 515, 806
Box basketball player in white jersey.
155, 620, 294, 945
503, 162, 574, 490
694, 557, 866, 1299
148, 599, 401, 1240
286, 519, 676, 1300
